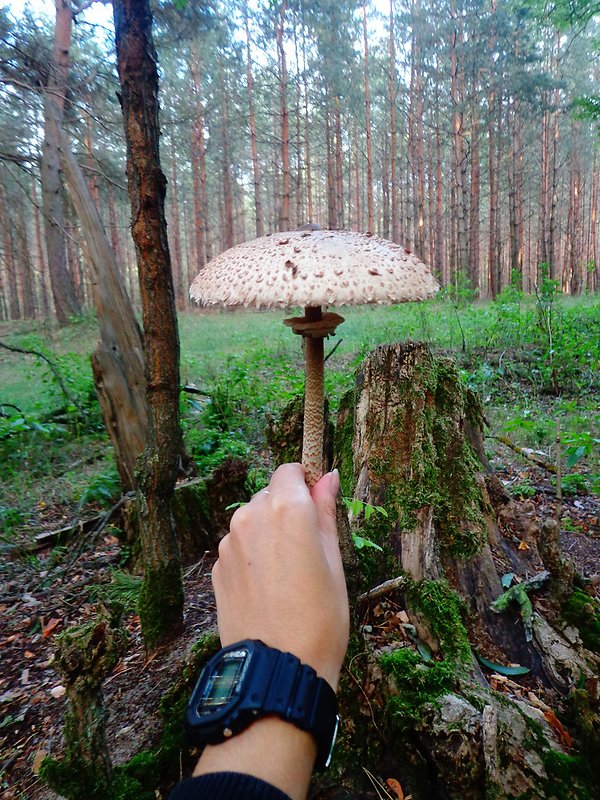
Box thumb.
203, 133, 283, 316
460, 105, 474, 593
310, 468, 340, 539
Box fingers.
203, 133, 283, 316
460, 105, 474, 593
310, 469, 339, 539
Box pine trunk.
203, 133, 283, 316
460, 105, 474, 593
244, 2, 264, 238
113, 0, 184, 650
363, 0, 374, 233
41, 0, 81, 324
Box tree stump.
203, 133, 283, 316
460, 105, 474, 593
39, 614, 128, 800
325, 342, 600, 800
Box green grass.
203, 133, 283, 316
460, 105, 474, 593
1, 294, 599, 539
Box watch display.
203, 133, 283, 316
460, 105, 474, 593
195, 648, 250, 712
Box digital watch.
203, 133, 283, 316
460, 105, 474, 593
186, 639, 339, 771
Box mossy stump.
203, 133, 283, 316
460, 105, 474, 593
40, 615, 128, 800
326, 342, 600, 800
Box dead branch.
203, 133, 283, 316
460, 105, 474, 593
489, 434, 557, 474
0, 340, 88, 418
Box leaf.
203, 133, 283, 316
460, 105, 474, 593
501, 573, 515, 588
386, 778, 405, 800
352, 534, 383, 551
364, 503, 375, 520
518, 540, 530, 550
42, 618, 61, 638
415, 640, 434, 662
224, 501, 247, 510
543, 709, 572, 749
32, 750, 48, 775
477, 653, 530, 676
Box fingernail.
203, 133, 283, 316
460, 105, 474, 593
329, 468, 340, 496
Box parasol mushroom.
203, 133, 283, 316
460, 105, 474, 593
190, 229, 439, 487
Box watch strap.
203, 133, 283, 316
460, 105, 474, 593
254, 646, 338, 769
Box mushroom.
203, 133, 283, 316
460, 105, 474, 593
190, 229, 439, 487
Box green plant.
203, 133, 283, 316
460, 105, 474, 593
509, 481, 537, 499
79, 467, 121, 508
342, 497, 388, 551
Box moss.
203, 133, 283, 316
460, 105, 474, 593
542, 750, 595, 800
407, 579, 472, 662
381, 647, 457, 728
171, 479, 210, 535
138, 560, 184, 650
39, 756, 111, 800
563, 589, 600, 653
340, 347, 487, 567
333, 387, 356, 498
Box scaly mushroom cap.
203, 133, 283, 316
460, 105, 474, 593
190, 229, 439, 309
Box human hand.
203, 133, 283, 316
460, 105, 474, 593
211, 463, 349, 691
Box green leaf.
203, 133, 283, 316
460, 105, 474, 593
477, 653, 530, 676
224, 501, 247, 511
352, 534, 383, 551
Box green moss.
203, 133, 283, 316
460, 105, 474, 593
39, 756, 111, 800
138, 560, 184, 650
333, 387, 356, 498
339, 348, 487, 567
563, 589, 600, 653
542, 750, 595, 800
381, 647, 457, 727
407, 579, 472, 662
171, 480, 210, 533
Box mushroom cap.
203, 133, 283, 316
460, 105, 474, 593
190, 229, 439, 309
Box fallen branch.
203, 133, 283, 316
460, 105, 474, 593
489, 434, 557, 474
182, 384, 211, 397
0, 340, 88, 419
357, 575, 411, 606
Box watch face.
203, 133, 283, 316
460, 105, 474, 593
195, 648, 250, 715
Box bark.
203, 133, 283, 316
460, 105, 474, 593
469, 100, 480, 290
363, 0, 374, 233
169, 134, 185, 309
329, 341, 600, 799
219, 62, 234, 251
0, 176, 20, 319
276, 0, 291, 232
244, 1, 264, 238
32, 178, 51, 319
334, 101, 344, 230
413, 0, 426, 260
389, 0, 399, 244
450, 0, 468, 280
189, 49, 209, 270
14, 195, 36, 318
41, 0, 81, 324
55, 117, 147, 493
113, 0, 184, 649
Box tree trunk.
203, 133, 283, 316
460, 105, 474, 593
32, 177, 51, 319
219, 62, 234, 251
113, 0, 184, 650
169, 134, 185, 309
389, 0, 399, 244
276, 0, 291, 232
41, 0, 81, 324
189, 50, 209, 270
14, 194, 36, 318
0, 176, 20, 319
330, 342, 600, 799
244, 1, 264, 238
363, 0, 374, 233
55, 119, 148, 494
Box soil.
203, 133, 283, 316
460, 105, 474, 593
1, 438, 598, 799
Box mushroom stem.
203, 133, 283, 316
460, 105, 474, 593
302, 305, 325, 487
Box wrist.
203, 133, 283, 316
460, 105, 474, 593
194, 716, 316, 800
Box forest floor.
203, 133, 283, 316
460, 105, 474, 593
1, 297, 599, 798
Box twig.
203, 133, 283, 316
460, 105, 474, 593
0, 340, 87, 418
182, 384, 211, 397
488, 434, 557, 474
324, 338, 344, 363
357, 575, 411, 606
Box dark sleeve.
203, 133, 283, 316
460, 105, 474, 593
168, 772, 292, 800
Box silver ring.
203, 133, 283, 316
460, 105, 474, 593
261, 489, 270, 495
